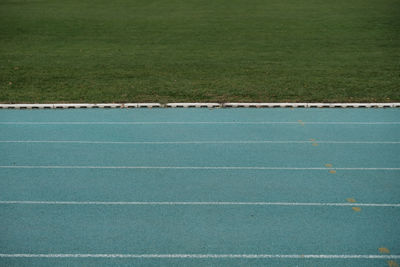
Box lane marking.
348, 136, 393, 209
0, 254, 399, 259
310, 138, 318, 146
0, 165, 400, 171
325, 163, 336, 174
0, 201, 399, 207
346, 197, 358, 212
0, 121, 400, 125
1, 140, 400, 144
0, 166, 399, 170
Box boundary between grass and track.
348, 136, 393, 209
0, 103, 400, 109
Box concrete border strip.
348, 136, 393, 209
166, 103, 221, 108
0, 103, 399, 109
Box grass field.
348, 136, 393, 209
0, 0, 399, 103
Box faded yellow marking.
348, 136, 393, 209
379, 247, 390, 254
312, 143, 318, 146
346, 198, 356, 203
329, 170, 336, 174
352, 207, 361, 212
388, 260, 399, 267
325, 164, 333, 168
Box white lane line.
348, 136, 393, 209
0, 254, 399, 259
0, 121, 399, 125
1, 140, 399, 144
0, 166, 399, 170
1, 201, 399, 207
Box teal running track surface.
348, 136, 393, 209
0, 108, 399, 266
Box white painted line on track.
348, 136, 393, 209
1, 140, 400, 144
0, 166, 399, 170
0, 121, 400, 125
0, 254, 399, 259
1, 201, 399, 207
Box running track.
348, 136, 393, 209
0, 108, 399, 266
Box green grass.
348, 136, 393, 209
0, 0, 399, 103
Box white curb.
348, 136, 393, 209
166, 103, 221, 108
53, 104, 97, 109
0, 103, 399, 109
223, 103, 308, 108
0, 104, 54, 109
136, 103, 162, 108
